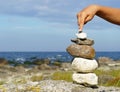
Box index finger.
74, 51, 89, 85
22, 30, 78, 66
77, 13, 85, 32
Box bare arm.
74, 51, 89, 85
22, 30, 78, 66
77, 5, 120, 31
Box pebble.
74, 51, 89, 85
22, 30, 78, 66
76, 32, 87, 39
1, 79, 120, 92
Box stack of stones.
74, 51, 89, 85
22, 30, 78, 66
66, 32, 99, 87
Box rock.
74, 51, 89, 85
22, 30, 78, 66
66, 44, 95, 59
61, 63, 71, 68
71, 38, 94, 46
72, 58, 98, 72
61, 63, 72, 71
72, 73, 98, 86
38, 64, 51, 70
43, 58, 50, 65
37, 80, 84, 92
97, 57, 114, 66
76, 32, 87, 40
33, 59, 44, 65
33, 58, 50, 65
15, 65, 25, 73
0, 58, 8, 67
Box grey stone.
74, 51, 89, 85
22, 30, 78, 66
71, 38, 94, 46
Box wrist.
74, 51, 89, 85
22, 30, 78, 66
87, 4, 101, 15
95, 5, 102, 15
92, 4, 101, 14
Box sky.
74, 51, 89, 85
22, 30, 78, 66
0, 0, 120, 52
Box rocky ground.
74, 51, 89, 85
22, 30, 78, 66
1, 77, 120, 92
0, 57, 120, 92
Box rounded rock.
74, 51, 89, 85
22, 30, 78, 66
66, 44, 95, 59
72, 57, 98, 72
73, 73, 98, 86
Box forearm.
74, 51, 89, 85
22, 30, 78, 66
96, 5, 120, 25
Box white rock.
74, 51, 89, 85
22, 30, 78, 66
72, 73, 98, 85
72, 57, 98, 72
76, 32, 87, 39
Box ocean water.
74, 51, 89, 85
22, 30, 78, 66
0, 52, 120, 62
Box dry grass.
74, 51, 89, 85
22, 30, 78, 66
106, 77, 120, 87
95, 69, 120, 87
52, 71, 73, 82
30, 75, 43, 82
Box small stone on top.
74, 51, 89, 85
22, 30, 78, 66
76, 32, 87, 40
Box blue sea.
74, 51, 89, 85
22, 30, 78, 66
0, 52, 120, 62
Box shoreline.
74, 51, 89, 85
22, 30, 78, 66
0, 51, 120, 62
0, 56, 120, 91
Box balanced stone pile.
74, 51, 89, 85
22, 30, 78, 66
66, 32, 99, 87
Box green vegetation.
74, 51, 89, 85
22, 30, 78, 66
25, 85, 40, 92
95, 69, 120, 77
51, 69, 120, 87
52, 61, 61, 67
13, 77, 27, 84
0, 81, 5, 85
106, 77, 120, 87
95, 69, 120, 87
30, 75, 43, 82
52, 71, 73, 82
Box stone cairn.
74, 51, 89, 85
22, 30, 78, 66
66, 32, 99, 87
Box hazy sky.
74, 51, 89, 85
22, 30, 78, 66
0, 0, 120, 51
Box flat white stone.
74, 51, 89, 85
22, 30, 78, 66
76, 32, 87, 39
72, 57, 98, 72
72, 73, 98, 85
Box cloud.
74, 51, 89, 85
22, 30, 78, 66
0, 0, 120, 51
0, 0, 120, 28
0, 0, 82, 22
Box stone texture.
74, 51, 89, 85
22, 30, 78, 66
71, 38, 94, 46
66, 44, 95, 59
72, 57, 98, 73
72, 73, 98, 86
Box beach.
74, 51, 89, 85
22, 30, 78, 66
0, 56, 120, 92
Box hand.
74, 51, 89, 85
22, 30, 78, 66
77, 5, 99, 31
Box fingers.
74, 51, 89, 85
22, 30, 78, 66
85, 15, 93, 23
77, 12, 86, 32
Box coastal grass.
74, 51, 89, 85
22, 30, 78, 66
106, 77, 120, 87
30, 75, 43, 82
13, 77, 27, 84
95, 69, 120, 77
25, 85, 40, 92
51, 71, 73, 82
94, 69, 120, 87
51, 69, 120, 87
0, 81, 5, 85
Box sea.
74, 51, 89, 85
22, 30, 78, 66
0, 52, 120, 62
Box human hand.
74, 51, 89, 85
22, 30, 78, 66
77, 5, 99, 32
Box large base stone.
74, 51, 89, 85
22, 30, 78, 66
72, 57, 98, 73
72, 73, 98, 86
